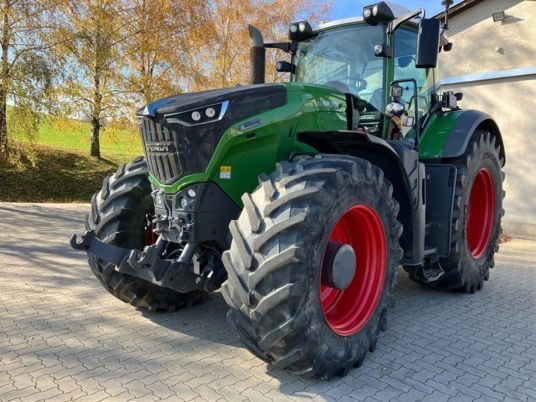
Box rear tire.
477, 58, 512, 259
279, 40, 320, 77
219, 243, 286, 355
406, 130, 505, 292
222, 155, 402, 379
86, 157, 206, 311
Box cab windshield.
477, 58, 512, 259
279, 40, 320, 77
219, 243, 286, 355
292, 24, 385, 112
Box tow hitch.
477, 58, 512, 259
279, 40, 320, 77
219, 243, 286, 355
70, 231, 221, 292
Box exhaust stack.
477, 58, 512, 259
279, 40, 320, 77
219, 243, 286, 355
248, 25, 266, 85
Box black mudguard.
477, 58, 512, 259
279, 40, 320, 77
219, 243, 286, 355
442, 110, 505, 164
297, 131, 425, 265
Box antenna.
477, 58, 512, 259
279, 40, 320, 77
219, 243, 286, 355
441, 0, 454, 30
440, 0, 454, 52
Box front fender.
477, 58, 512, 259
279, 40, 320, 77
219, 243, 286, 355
297, 131, 420, 263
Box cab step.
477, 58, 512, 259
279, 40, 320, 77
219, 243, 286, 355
420, 262, 445, 283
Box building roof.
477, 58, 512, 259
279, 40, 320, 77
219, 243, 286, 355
435, 0, 486, 21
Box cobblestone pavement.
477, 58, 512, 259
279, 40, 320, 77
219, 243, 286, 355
0, 203, 535, 402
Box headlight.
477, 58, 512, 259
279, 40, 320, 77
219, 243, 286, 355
164, 100, 229, 127
205, 107, 216, 118
191, 111, 202, 121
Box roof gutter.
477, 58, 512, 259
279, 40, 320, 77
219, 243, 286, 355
439, 66, 536, 86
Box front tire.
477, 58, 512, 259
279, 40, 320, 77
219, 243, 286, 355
86, 157, 206, 311
221, 155, 402, 378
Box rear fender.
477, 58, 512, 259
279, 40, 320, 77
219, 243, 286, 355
422, 110, 505, 164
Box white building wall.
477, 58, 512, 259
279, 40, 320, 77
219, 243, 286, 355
438, 0, 536, 238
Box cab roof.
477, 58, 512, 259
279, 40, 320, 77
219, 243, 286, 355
315, 3, 416, 32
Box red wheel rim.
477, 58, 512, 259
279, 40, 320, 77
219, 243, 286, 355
466, 168, 495, 259
320, 205, 387, 336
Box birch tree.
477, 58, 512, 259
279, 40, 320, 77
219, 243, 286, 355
55, 0, 131, 158
0, 0, 62, 161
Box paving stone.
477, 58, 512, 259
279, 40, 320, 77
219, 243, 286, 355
422, 390, 451, 402
397, 388, 428, 402
0, 203, 535, 402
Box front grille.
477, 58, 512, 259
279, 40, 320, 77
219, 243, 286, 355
139, 116, 224, 185
138, 84, 287, 186
140, 118, 183, 184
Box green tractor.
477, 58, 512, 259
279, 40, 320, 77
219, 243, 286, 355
71, 1, 505, 378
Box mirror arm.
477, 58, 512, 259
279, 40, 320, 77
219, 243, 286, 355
264, 42, 292, 53
387, 9, 424, 35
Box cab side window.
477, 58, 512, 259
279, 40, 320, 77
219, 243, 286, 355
393, 28, 435, 136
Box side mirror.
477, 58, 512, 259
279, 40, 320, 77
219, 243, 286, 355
402, 115, 415, 127
386, 79, 420, 142
416, 18, 440, 68
391, 85, 403, 98
276, 61, 294, 73
387, 84, 404, 117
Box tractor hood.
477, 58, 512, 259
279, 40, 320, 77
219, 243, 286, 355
137, 84, 288, 186
137, 84, 287, 120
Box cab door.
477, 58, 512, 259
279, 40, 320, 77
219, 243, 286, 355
392, 27, 437, 139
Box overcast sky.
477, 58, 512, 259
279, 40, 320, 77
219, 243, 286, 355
330, 0, 457, 19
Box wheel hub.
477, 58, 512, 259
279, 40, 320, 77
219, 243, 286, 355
322, 243, 356, 290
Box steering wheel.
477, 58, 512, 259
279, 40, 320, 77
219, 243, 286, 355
324, 74, 367, 98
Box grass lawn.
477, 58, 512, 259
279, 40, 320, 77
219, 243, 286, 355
1, 119, 145, 202
15, 117, 143, 163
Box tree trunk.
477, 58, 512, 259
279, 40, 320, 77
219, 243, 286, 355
90, 75, 102, 158
91, 32, 102, 158
0, 88, 7, 160
90, 116, 100, 158
0, 0, 10, 160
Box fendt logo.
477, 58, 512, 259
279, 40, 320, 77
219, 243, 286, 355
146, 142, 175, 153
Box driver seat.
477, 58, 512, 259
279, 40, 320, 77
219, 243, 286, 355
369, 88, 383, 112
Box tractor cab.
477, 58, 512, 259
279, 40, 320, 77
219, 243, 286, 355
291, 21, 389, 136
251, 1, 446, 145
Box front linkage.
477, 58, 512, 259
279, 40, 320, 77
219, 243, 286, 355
70, 231, 222, 293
